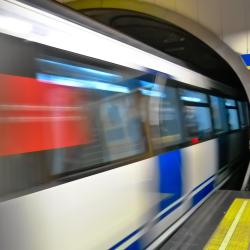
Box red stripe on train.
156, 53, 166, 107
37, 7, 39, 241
0, 73, 91, 156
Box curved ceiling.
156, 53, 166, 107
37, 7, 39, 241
81, 8, 242, 88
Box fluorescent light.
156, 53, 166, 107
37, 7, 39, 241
37, 59, 122, 82
225, 99, 236, 106
140, 80, 155, 88
181, 96, 201, 102
36, 73, 129, 93
140, 89, 165, 97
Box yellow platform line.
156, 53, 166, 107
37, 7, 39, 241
204, 198, 250, 250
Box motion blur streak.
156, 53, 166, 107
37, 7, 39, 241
37, 59, 122, 82
0, 1, 248, 250
0, 73, 91, 156
0, 15, 32, 35
37, 73, 130, 93
0, 104, 82, 111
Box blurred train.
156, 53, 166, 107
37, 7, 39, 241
0, 0, 249, 249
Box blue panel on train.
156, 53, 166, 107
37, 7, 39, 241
158, 150, 182, 211
241, 54, 250, 69
192, 181, 214, 206
126, 241, 141, 250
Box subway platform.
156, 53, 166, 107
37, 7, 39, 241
160, 190, 250, 250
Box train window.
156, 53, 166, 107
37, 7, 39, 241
180, 89, 208, 103
0, 31, 153, 177
98, 93, 146, 162
224, 98, 239, 131
181, 89, 212, 141
238, 101, 247, 127
183, 106, 212, 140
158, 86, 183, 146
210, 96, 228, 133
227, 109, 240, 130
37, 58, 152, 171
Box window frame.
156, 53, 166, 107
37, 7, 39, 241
210, 95, 229, 135
156, 85, 185, 148
179, 88, 214, 142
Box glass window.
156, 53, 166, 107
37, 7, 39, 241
210, 96, 228, 133
183, 106, 212, 140
158, 86, 183, 146
227, 108, 239, 130
34, 56, 152, 174
224, 97, 240, 131
238, 101, 247, 127
180, 88, 212, 142
99, 93, 146, 162
180, 89, 208, 103
225, 99, 236, 107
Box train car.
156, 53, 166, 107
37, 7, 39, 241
0, 0, 249, 249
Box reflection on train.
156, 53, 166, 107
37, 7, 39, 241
0, 1, 249, 250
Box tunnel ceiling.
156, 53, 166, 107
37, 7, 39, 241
79, 8, 242, 88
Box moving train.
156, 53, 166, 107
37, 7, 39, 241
0, 0, 249, 249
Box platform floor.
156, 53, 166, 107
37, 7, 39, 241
160, 190, 250, 250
